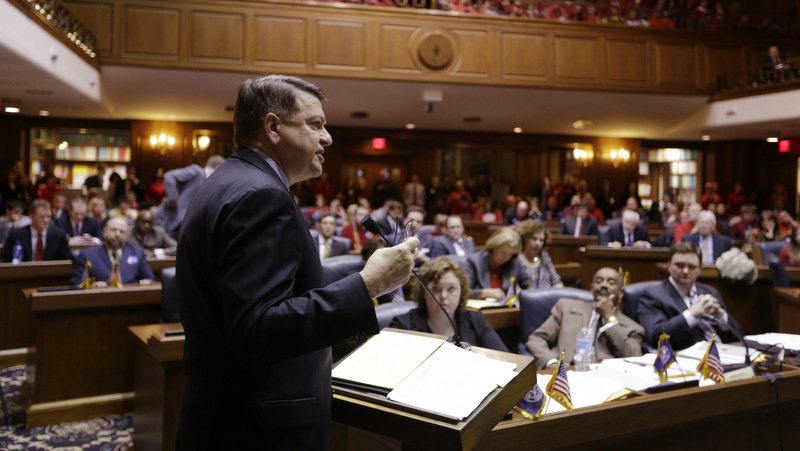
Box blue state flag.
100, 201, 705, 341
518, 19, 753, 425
514, 381, 546, 420
653, 333, 677, 383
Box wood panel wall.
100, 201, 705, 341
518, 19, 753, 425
64, 0, 799, 95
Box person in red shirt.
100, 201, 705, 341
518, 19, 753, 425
700, 182, 722, 210
36, 174, 62, 204
726, 182, 747, 217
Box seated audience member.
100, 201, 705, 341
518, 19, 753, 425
607, 209, 651, 248
376, 200, 405, 239
526, 267, 643, 370
390, 257, 507, 351
429, 215, 476, 258
36, 174, 63, 204
0, 199, 71, 262
726, 182, 747, 217
71, 216, 155, 287
464, 228, 531, 300
88, 196, 108, 226
777, 209, 796, 241
475, 197, 502, 223
0, 200, 31, 243
108, 198, 138, 221
730, 203, 758, 240
672, 203, 702, 243
680, 210, 734, 264
50, 192, 67, 222
504, 200, 532, 225
517, 219, 563, 289
780, 225, 800, 265
714, 203, 731, 237
558, 202, 598, 236
433, 213, 449, 236
315, 213, 349, 261
406, 206, 432, 263
339, 204, 372, 252
127, 209, 177, 257
759, 212, 779, 241
56, 196, 102, 238
637, 242, 742, 350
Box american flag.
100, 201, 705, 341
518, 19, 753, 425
697, 337, 725, 384
546, 352, 573, 410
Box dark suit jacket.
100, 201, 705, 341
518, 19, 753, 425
84, 174, 103, 189
429, 235, 476, 258
154, 164, 206, 239
390, 308, 508, 352
607, 223, 650, 245
681, 233, 734, 262
54, 214, 102, 238
309, 230, 350, 259
176, 147, 377, 450
637, 279, 741, 350
558, 216, 599, 236
463, 250, 532, 298
71, 243, 155, 285
0, 225, 71, 262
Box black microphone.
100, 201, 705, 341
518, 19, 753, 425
360, 215, 466, 348
700, 313, 751, 365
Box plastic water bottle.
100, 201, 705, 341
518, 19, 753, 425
574, 327, 594, 371
11, 241, 23, 264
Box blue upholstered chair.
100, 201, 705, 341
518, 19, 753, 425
417, 225, 436, 243
161, 266, 180, 323
758, 241, 790, 288
597, 225, 610, 245
442, 253, 468, 270
621, 280, 662, 324
375, 301, 418, 330
759, 240, 789, 261
321, 255, 364, 286
517, 287, 593, 355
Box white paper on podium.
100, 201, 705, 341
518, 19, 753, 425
332, 330, 446, 389
387, 342, 517, 420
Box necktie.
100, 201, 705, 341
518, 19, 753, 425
323, 240, 331, 258
625, 233, 632, 246
74, 222, 81, 236
574, 218, 582, 237
112, 251, 120, 263
453, 240, 465, 257
35, 232, 44, 261
690, 289, 715, 340
703, 236, 713, 264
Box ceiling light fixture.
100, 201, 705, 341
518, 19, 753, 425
701, 134, 710, 141
767, 136, 779, 143
3, 99, 21, 114
39, 110, 50, 117
513, 127, 523, 133
405, 123, 416, 130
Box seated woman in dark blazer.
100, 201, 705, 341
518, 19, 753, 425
516, 219, 563, 289
389, 257, 507, 351
464, 227, 532, 300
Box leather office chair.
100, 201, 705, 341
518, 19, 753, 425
161, 266, 180, 323
517, 287, 593, 355
597, 225, 610, 245
621, 280, 662, 354
375, 301, 418, 330
417, 225, 436, 242
321, 255, 364, 286
442, 254, 468, 270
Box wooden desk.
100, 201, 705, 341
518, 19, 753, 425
0, 261, 72, 357
773, 287, 800, 333
476, 367, 800, 450
147, 256, 176, 281
130, 323, 186, 451
579, 245, 670, 286
546, 236, 597, 264
24, 284, 162, 427
655, 263, 776, 335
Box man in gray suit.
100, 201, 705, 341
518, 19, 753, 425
430, 215, 476, 258
155, 155, 225, 239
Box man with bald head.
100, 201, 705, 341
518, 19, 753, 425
127, 209, 177, 256
607, 209, 651, 248
71, 216, 155, 287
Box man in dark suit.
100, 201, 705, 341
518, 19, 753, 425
376, 199, 404, 239
154, 155, 225, 239
429, 215, 476, 258
175, 75, 418, 450
606, 209, 650, 248
406, 206, 433, 264
558, 202, 598, 236
312, 213, 350, 261
637, 242, 742, 350
84, 164, 106, 190
0, 199, 70, 262
681, 210, 734, 264
71, 216, 155, 287
55, 196, 102, 238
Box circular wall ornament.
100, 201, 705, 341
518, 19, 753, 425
417, 33, 453, 70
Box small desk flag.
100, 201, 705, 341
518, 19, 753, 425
546, 351, 573, 410
653, 332, 677, 383
697, 336, 725, 384
514, 381, 546, 420
80, 259, 95, 289
505, 277, 519, 307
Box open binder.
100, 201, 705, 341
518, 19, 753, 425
331, 328, 536, 450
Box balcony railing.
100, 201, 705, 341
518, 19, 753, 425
716, 56, 800, 96
11, 0, 98, 59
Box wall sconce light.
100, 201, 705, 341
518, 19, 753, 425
3, 99, 21, 114
150, 133, 175, 157
573, 147, 593, 167
609, 148, 630, 168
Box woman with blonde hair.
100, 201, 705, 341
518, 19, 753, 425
464, 227, 532, 300
390, 257, 507, 350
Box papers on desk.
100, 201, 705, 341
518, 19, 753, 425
745, 333, 800, 353
677, 340, 760, 365
466, 299, 506, 310
332, 330, 518, 420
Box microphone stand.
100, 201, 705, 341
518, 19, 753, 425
700, 313, 752, 366
360, 216, 466, 348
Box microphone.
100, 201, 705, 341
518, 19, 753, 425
700, 313, 751, 365
360, 215, 466, 348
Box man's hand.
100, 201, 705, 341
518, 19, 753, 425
594, 293, 616, 319
139, 279, 154, 285
92, 281, 108, 288
360, 237, 419, 299
689, 293, 724, 319
481, 288, 506, 301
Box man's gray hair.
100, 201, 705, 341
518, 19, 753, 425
697, 210, 716, 226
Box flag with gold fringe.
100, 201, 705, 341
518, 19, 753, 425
514, 380, 546, 420
108, 260, 123, 288
618, 268, 630, 286
697, 336, 725, 384
653, 332, 677, 383
546, 351, 573, 410
80, 259, 95, 289
505, 277, 519, 307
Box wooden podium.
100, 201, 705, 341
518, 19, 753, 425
330, 330, 537, 451
23, 284, 162, 427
